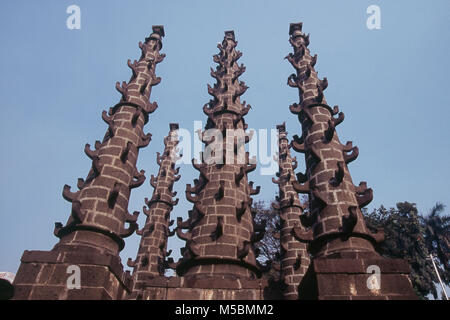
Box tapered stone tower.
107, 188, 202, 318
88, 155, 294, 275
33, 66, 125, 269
286, 22, 417, 300
170, 30, 265, 298
12, 26, 166, 300
129, 123, 181, 299
272, 123, 310, 300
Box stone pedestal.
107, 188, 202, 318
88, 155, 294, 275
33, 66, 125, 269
131, 275, 269, 300
12, 245, 131, 300
298, 253, 418, 300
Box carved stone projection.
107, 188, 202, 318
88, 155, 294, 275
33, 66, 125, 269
12, 26, 166, 300
286, 22, 417, 300
172, 30, 264, 293
129, 124, 181, 298
272, 123, 310, 300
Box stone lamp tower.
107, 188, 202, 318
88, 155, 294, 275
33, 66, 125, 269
285, 22, 417, 300
12, 26, 166, 300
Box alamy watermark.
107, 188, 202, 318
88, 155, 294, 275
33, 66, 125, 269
169, 121, 279, 175
66, 5, 81, 30
366, 265, 381, 290
367, 5, 381, 30
66, 265, 81, 289
65, 5, 381, 31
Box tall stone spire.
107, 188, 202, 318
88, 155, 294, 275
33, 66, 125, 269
54, 27, 166, 254
12, 26, 166, 300
286, 22, 378, 257
174, 31, 263, 284
272, 123, 309, 300
129, 123, 180, 297
286, 22, 416, 299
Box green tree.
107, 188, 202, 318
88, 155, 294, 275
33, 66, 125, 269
364, 202, 439, 299
252, 200, 281, 279
420, 203, 449, 286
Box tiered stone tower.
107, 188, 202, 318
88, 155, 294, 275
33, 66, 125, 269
173, 30, 266, 298
12, 26, 166, 300
286, 22, 417, 299
118, 30, 268, 301
272, 123, 310, 300
129, 123, 181, 299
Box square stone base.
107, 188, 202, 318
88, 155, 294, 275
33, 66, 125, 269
298, 254, 418, 300
12, 247, 131, 300
131, 275, 270, 300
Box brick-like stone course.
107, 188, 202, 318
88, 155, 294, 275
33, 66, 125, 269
286, 22, 417, 300
12, 26, 166, 300
286, 22, 377, 257
175, 31, 262, 282
272, 123, 309, 300
129, 124, 181, 298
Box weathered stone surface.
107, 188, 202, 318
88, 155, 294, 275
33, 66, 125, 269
12, 246, 130, 300
12, 26, 165, 300
287, 22, 416, 300
129, 124, 180, 298
175, 30, 261, 281
272, 123, 309, 300
301, 257, 417, 300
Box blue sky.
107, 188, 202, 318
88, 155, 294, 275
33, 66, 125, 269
0, 0, 449, 276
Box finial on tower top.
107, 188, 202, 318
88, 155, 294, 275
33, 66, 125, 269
276, 122, 286, 133
145, 25, 165, 49
289, 22, 303, 38
152, 25, 165, 38
224, 30, 236, 41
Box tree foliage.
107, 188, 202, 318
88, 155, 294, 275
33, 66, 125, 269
252, 201, 281, 280
420, 203, 450, 284
364, 202, 438, 299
